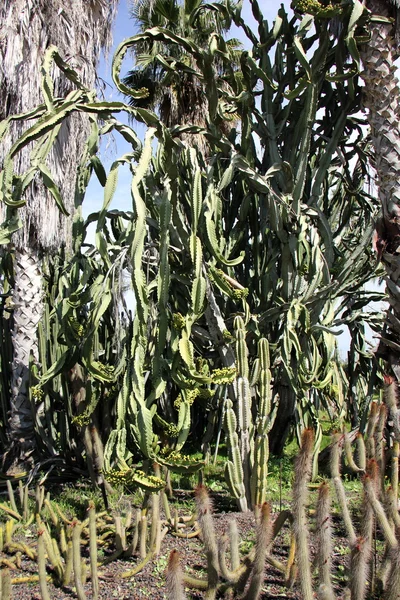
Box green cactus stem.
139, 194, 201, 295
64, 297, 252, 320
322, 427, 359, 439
62, 540, 73, 587
344, 432, 363, 473
0, 502, 21, 521
35, 485, 45, 515
292, 428, 314, 600
356, 433, 367, 472
330, 433, 356, 545
1, 568, 12, 600
37, 527, 51, 600
71, 520, 87, 600
88, 501, 99, 600
316, 482, 334, 598
166, 550, 187, 600
6, 481, 20, 519
391, 441, 399, 496
366, 403, 379, 459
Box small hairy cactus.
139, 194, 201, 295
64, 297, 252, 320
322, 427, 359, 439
243, 502, 272, 600
292, 428, 314, 600
315, 482, 334, 599
166, 550, 187, 600
195, 485, 219, 600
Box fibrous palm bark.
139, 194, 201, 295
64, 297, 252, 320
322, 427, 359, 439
360, 0, 400, 377
0, 0, 117, 467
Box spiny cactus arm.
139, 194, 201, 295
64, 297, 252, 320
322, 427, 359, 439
356, 433, 366, 472
218, 535, 240, 583
386, 487, 400, 528
194, 485, 219, 599
375, 404, 387, 484
316, 482, 334, 598
229, 519, 240, 573
87, 502, 99, 600
317, 583, 336, 600
292, 428, 314, 600
71, 520, 87, 600
391, 442, 399, 497
251, 338, 275, 507
166, 550, 187, 600
330, 434, 357, 545
344, 433, 363, 473
384, 378, 400, 442
234, 316, 249, 380
223, 399, 248, 511
37, 528, 52, 600
181, 574, 209, 590
366, 402, 379, 458
384, 547, 400, 600
363, 473, 397, 550
349, 536, 370, 600
244, 502, 273, 600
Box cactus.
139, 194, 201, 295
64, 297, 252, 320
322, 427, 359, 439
37, 526, 52, 600
315, 482, 334, 599
243, 502, 272, 600
166, 550, 187, 600
224, 323, 277, 510
292, 428, 314, 600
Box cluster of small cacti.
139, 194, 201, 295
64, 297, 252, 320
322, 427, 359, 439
0, 476, 196, 598
165, 484, 276, 600
165, 382, 400, 599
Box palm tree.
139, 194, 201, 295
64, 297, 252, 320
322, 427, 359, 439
359, 1, 400, 377
0, 0, 117, 469
122, 0, 240, 150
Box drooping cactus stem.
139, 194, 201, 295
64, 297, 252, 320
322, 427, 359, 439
330, 434, 356, 545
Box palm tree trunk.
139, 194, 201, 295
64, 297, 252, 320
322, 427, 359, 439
0, 0, 117, 467
9, 249, 43, 456
361, 1, 400, 376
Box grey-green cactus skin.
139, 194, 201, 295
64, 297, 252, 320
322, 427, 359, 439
0, 0, 386, 486
224, 319, 277, 510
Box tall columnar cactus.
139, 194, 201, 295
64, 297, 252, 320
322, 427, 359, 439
224, 317, 277, 510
